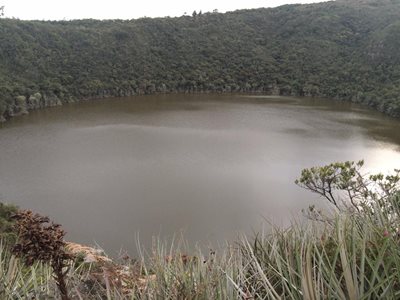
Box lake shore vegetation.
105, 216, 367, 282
1, 161, 399, 299
1, 0, 400, 123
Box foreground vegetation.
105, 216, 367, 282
1, 161, 399, 299
1, 0, 400, 122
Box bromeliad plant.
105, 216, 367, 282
11, 210, 73, 300
0, 160, 398, 299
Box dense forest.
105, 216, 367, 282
1, 0, 400, 122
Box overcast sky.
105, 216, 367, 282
1, 0, 330, 20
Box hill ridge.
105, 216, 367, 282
0, 0, 400, 121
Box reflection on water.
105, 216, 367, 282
0, 94, 399, 255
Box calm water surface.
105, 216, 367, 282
0, 94, 399, 255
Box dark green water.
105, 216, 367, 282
1, 94, 399, 255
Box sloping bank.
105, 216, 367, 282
2, 0, 400, 122
1, 161, 399, 298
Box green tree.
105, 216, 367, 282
296, 160, 400, 214
1, 0, 400, 121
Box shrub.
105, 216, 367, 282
11, 210, 73, 300
0, 202, 18, 242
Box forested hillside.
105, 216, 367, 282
1, 0, 400, 121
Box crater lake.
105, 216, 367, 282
1, 94, 399, 255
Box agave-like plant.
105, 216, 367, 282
0, 240, 54, 299
1, 161, 399, 299
238, 208, 400, 299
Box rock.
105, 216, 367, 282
66, 242, 112, 263
28, 92, 43, 109
15, 95, 28, 115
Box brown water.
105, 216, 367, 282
0, 94, 399, 255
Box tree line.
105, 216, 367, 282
1, 0, 400, 121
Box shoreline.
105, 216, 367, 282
2, 90, 399, 125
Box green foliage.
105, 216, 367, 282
296, 160, 365, 208
1, 0, 400, 121
0, 202, 18, 242
0, 241, 88, 299
296, 160, 400, 215
1, 160, 400, 298
4, 203, 399, 299
239, 206, 400, 299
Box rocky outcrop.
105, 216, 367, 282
0, 85, 399, 124
0, 92, 65, 122
14, 96, 29, 116
65, 241, 156, 296
65, 242, 112, 264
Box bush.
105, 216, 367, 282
0, 202, 18, 242
1, 160, 399, 298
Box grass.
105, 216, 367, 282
1, 194, 400, 299
1, 162, 399, 299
